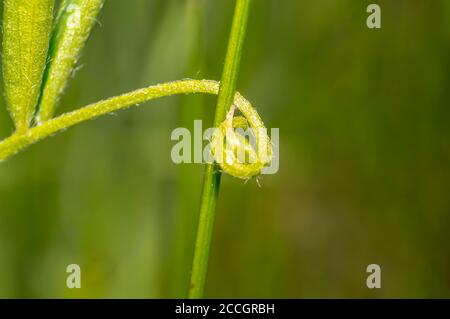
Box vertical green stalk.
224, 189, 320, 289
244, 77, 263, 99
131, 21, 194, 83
188, 0, 252, 298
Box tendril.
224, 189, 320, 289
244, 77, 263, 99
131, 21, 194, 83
0, 79, 273, 179
211, 104, 272, 179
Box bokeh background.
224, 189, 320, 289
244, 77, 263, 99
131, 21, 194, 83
0, 0, 450, 298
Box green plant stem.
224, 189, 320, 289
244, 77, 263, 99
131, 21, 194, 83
188, 0, 252, 299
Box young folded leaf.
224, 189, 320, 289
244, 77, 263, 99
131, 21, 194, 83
37, 0, 105, 123
2, 0, 55, 132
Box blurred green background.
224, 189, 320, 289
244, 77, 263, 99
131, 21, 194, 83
1, 0, 450, 298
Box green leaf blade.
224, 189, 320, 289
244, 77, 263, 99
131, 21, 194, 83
2, 0, 55, 132
37, 0, 105, 123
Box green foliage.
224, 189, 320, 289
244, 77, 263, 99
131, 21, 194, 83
1, 0, 449, 299
37, 0, 105, 123
2, 0, 54, 132
0, 0, 268, 180
0, 0, 267, 298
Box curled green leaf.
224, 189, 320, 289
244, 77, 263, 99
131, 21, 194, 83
37, 0, 105, 123
2, 0, 55, 132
